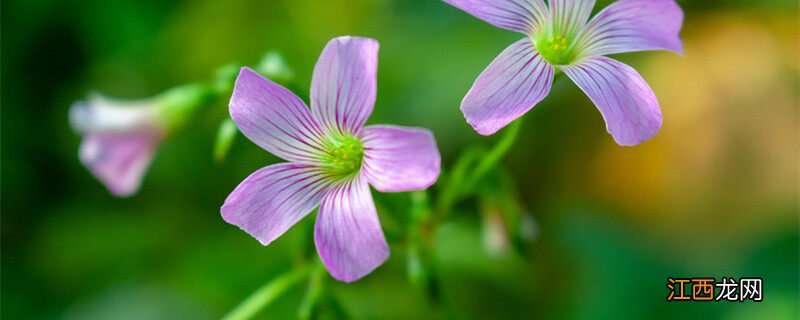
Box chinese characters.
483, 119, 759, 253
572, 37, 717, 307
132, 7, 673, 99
666, 277, 763, 302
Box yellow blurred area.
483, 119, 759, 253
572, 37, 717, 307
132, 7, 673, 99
588, 11, 798, 248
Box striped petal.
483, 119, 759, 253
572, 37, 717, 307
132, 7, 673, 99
461, 39, 554, 135
577, 0, 684, 57
79, 132, 162, 197
221, 163, 331, 246
561, 56, 661, 146
443, 0, 549, 34
310, 36, 378, 136
230, 67, 328, 164
361, 125, 441, 192
314, 175, 388, 282
549, 0, 595, 37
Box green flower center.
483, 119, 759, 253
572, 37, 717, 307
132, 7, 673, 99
534, 34, 578, 66
321, 134, 364, 178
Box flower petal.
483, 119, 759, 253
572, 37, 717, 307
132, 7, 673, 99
461, 39, 554, 135
310, 36, 378, 135
577, 0, 684, 57
361, 125, 441, 192
79, 132, 161, 197
561, 56, 661, 146
221, 163, 331, 246
549, 0, 595, 37
443, 0, 549, 34
314, 175, 388, 282
230, 67, 328, 164
70, 96, 160, 134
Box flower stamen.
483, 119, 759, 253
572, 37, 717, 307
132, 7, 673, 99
535, 33, 578, 66
321, 134, 364, 178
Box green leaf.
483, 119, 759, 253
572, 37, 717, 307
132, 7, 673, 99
214, 117, 238, 163
222, 264, 312, 320
256, 51, 294, 85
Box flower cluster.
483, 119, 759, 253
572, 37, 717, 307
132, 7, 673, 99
71, 0, 683, 283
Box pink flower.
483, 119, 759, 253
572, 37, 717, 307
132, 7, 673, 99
71, 95, 165, 197
446, 0, 684, 145
221, 37, 441, 282
70, 84, 209, 196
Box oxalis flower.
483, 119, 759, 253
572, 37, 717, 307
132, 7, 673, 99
445, 0, 683, 145
70, 84, 209, 196
221, 36, 441, 282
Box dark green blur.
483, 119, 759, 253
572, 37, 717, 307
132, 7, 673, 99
2, 0, 798, 319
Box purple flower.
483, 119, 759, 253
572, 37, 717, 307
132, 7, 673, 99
71, 95, 166, 197
221, 37, 441, 282
445, 0, 684, 145
71, 84, 209, 197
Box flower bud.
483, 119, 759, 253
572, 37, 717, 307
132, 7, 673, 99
70, 83, 212, 196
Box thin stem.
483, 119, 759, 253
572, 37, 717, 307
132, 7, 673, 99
466, 118, 522, 189
435, 118, 523, 218
407, 191, 430, 286
297, 260, 326, 320
407, 191, 440, 304
223, 264, 312, 320
434, 147, 483, 217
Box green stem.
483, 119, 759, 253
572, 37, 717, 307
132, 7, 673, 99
158, 82, 217, 131
466, 118, 522, 189
407, 191, 440, 304
435, 118, 523, 218
407, 191, 431, 288
434, 147, 483, 217
297, 261, 326, 320
223, 264, 312, 320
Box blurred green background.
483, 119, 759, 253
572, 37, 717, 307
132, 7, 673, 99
2, 0, 798, 319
